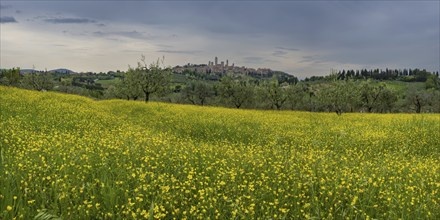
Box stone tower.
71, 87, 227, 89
215, 57, 218, 66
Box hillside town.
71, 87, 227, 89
173, 57, 281, 78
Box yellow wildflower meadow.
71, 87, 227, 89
0, 86, 439, 219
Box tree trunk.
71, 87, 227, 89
416, 102, 421, 113
415, 97, 421, 113
144, 92, 150, 102
336, 109, 342, 116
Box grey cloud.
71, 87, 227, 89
243, 56, 277, 64
0, 16, 17, 23
157, 50, 202, 55
276, 47, 300, 51
156, 44, 173, 49
44, 18, 96, 24
121, 49, 147, 53
272, 51, 288, 58
93, 31, 106, 37
0, 4, 12, 9
299, 55, 327, 64
116, 31, 145, 39
1, 1, 438, 74
93, 30, 151, 40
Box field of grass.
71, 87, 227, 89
383, 81, 425, 93
1, 86, 439, 219
95, 78, 121, 88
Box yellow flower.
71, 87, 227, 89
7, 206, 13, 211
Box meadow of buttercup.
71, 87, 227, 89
0, 86, 439, 219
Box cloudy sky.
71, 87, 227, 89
1, 1, 439, 78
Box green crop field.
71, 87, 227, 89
1, 86, 439, 219
95, 78, 121, 88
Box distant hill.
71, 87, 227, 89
18, 68, 77, 74
49, 68, 76, 74
19, 69, 37, 74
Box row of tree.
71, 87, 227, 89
0, 68, 54, 91
108, 61, 440, 114
305, 68, 439, 82
2, 58, 439, 114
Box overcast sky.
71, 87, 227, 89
1, 1, 439, 78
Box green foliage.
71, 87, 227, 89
21, 72, 54, 91
113, 56, 172, 102
218, 77, 255, 108
360, 81, 397, 113
118, 69, 143, 100
316, 80, 361, 115
34, 209, 62, 220
0, 66, 438, 113
0, 68, 21, 86
136, 56, 172, 102
425, 74, 440, 90
264, 79, 288, 110
181, 81, 212, 105
286, 83, 308, 110
405, 85, 438, 113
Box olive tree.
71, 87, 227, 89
264, 79, 288, 110
359, 81, 397, 113
218, 76, 254, 109
181, 81, 212, 106
117, 69, 143, 100
0, 68, 21, 86
21, 71, 54, 91
125, 56, 171, 102
317, 80, 361, 115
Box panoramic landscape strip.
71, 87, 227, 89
1, 1, 439, 219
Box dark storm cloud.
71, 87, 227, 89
2, 1, 438, 75
44, 18, 96, 24
0, 4, 12, 9
0, 16, 17, 23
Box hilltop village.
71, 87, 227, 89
173, 57, 280, 78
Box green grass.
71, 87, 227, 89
384, 81, 425, 92
95, 78, 121, 88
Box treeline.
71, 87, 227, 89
0, 67, 115, 98
105, 60, 440, 114
305, 68, 439, 82
1, 60, 439, 114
